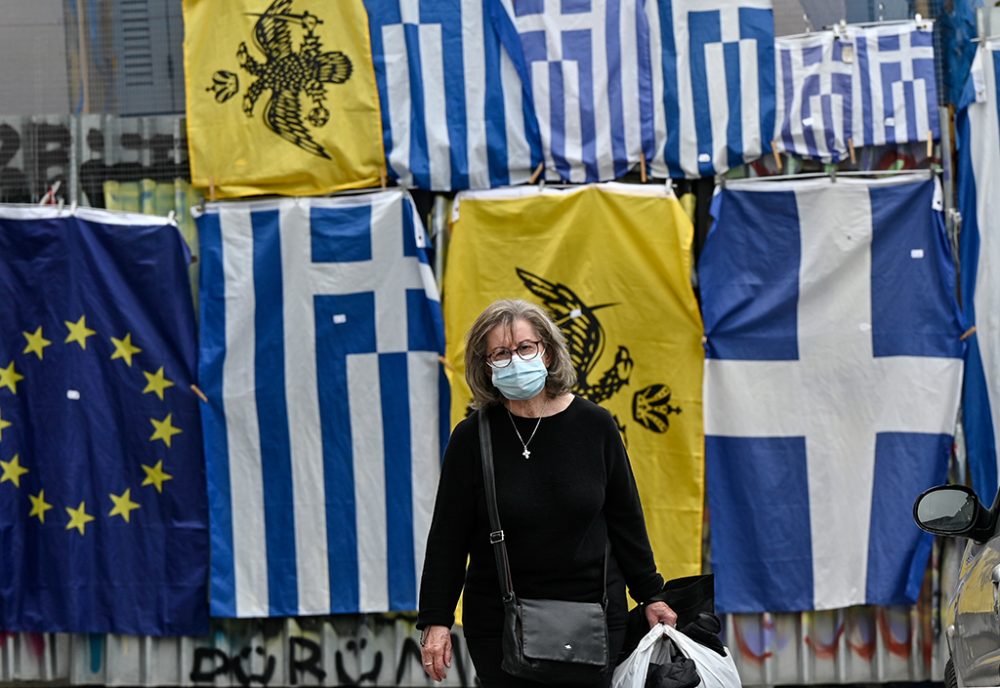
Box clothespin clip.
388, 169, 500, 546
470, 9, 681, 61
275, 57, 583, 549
770, 140, 783, 172
380, 166, 387, 189
960, 326, 977, 341
639, 151, 648, 183
437, 355, 455, 372
848, 138, 857, 165
40, 180, 62, 206
529, 162, 545, 185
208, 176, 217, 203
926, 131, 933, 160
190, 384, 209, 403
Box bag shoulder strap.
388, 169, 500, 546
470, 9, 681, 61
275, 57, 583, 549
478, 408, 611, 607
479, 408, 516, 602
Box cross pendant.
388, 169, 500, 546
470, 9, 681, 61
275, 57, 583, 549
522, 447, 531, 460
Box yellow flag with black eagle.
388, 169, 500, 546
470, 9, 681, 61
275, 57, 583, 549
444, 183, 705, 582
183, 0, 384, 197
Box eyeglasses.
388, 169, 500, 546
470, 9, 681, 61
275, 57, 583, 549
486, 340, 543, 368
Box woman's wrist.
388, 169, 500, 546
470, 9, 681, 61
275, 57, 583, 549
419, 624, 449, 647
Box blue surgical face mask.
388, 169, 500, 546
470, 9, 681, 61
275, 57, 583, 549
491, 355, 548, 401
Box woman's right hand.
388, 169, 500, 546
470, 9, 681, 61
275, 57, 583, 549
420, 625, 452, 682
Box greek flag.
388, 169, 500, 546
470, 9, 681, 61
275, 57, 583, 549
774, 32, 854, 163
197, 189, 449, 617
490, 0, 654, 183
958, 43, 1000, 502
701, 175, 964, 612
850, 21, 939, 147
648, 0, 776, 178
365, 0, 541, 190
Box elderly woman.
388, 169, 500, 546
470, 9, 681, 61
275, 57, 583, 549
417, 299, 676, 685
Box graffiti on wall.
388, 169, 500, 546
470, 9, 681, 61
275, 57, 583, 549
0, 115, 188, 205
186, 632, 475, 687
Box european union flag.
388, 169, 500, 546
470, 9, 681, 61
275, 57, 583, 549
0, 206, 209, 635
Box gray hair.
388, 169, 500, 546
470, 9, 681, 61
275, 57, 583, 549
464, 299, 577, 408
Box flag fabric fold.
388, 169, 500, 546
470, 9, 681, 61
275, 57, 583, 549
445, 183, 704, 581
0, 206, 208, 635
197, 189, 448, 617
701, 175, 964, 613
183, 0, 385, 197
957, 42, 1000, 501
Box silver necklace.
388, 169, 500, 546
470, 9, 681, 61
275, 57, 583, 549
506, 399, 547, 460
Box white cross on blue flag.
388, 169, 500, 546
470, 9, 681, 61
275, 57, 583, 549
701, 175, 964, 612
196, 189, 449, 616
365, 0, 542, 190
647, 0, 776, 179
774, 32, 854, 163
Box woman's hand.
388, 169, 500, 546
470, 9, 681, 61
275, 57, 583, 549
644, 600, 678, 628
420, 625, 452, 682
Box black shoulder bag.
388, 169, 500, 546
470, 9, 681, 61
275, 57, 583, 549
478, 409, 610, 684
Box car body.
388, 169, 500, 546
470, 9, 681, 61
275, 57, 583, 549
914, 485, 1000, 687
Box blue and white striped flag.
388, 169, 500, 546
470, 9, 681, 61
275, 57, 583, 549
491, 0, 654, 183
197, 189, 449, 617
648, 0, 776, 178
701, 175, 964, 612
850, 21, 939, 147
774, 32, 854, 163
365, 0, 541, 190
958, 43, 1000, 502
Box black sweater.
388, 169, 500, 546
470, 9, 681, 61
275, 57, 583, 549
417, 396, 665, 638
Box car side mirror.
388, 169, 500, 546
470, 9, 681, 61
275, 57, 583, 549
913, 485, 987, 537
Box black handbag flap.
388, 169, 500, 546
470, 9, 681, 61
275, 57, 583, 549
519, 599, 608, 666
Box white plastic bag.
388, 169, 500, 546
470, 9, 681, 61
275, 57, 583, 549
612, 623, 742, 688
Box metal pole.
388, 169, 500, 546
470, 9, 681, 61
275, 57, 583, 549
68, 115, 80, 206
432, 195, 448, 292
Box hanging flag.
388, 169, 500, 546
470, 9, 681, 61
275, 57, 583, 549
701, 175, 964, 613
774, 32, 854, 163
489, 0, 653, 183
849, 20, 939, 148
445, 184, 705, 581
648, 0, 776, 178
197, 189, 448, 617
958, 43, 1000, 502
365, 0, 541, 190
183, 0, 385, 197
0, 206, 208, 635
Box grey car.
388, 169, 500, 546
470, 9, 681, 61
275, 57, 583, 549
914, 484, 1000, 688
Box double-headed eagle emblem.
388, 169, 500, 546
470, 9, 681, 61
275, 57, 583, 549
516, 269, 682, 443
207, 0, 352, 159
